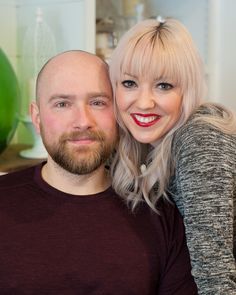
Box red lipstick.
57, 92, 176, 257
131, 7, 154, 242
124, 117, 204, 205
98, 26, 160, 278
131, 113, 161, 127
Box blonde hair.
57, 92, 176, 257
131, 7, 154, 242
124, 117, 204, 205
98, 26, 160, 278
109, 18, 236, 212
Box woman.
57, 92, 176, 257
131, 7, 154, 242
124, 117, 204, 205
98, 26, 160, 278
109, 18, 236, 294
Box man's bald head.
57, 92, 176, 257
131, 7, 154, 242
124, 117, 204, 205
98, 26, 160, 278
36, 50, 109, 103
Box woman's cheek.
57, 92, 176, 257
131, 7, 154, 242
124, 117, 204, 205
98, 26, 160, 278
116, 89, 134, 112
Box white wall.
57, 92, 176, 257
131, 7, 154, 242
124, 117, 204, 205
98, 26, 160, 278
16, 0, 95, 55
0, 1, 17, 69
216, 0, 236, 109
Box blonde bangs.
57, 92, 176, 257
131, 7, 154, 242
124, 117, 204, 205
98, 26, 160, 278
117, 29, 190, 94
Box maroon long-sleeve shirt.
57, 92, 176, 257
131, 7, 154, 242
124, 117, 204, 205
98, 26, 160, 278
0, 163, 197, 294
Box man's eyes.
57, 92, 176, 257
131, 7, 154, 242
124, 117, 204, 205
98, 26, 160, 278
90, 99, 108, 107
51, 97, 110, 110
55, 101, 70, 108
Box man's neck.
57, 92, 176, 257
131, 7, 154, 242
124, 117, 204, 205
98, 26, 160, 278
41, 158, 111, 196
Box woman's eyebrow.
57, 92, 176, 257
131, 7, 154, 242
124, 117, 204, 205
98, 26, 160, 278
123, 72, 138, 79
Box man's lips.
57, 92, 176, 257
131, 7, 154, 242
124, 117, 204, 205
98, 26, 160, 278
63, 131, 104, 145
131, 113, 161, 127
69, 138, 95, 144
67, 135, 100, 145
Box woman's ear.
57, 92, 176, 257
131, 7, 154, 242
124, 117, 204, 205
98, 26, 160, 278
30, 101, 41, 134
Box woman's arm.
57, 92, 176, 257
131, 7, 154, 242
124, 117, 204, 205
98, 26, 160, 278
173, 121, 236, 294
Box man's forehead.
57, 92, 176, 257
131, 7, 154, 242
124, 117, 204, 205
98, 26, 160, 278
42, 53, 105, 79
36, 51, 109, 101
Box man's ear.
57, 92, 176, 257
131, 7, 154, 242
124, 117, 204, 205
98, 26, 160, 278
30, 101, 40, 134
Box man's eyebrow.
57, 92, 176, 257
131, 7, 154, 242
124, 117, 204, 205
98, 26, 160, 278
48, 94, 75, 102
88, 92, 112, 99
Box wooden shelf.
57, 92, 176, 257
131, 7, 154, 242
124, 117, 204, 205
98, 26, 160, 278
0, 144, 46, 173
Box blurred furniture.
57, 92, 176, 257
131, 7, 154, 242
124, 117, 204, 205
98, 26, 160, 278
0, 144, 45, 174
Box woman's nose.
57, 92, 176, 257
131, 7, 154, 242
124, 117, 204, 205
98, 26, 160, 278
136, 89, 156, 110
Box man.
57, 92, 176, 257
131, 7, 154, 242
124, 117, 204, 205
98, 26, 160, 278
0, 51, 197, 294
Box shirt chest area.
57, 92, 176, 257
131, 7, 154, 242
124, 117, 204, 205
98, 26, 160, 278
0, 201, 162, 294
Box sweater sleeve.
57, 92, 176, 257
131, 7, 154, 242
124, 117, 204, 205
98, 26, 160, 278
173, 121, 236, 294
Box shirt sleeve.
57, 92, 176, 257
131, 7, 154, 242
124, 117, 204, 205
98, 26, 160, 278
173, 121, 236, 294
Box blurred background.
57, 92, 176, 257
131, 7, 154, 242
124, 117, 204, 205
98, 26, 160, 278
0, 0, 235, 155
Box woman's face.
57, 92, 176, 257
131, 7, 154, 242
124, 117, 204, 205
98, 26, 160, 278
116, 73, 182, 145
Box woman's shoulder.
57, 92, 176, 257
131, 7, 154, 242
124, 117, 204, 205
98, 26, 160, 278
175, 103, 236, 143
191, 102, 235, 122
184, 103, 234, 127
172, 103, 236, 160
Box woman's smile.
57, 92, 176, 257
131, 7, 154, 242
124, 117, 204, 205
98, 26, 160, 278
131, 113, 161, 127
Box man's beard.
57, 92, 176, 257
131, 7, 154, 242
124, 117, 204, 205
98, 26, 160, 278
41, 129, 117, 175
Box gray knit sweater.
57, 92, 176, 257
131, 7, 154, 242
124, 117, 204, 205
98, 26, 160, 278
169, 107, 236, 294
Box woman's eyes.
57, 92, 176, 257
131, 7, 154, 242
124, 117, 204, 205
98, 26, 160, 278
121, 80, 173, 91
121, 80, 137, 88
156, 82, 173, 90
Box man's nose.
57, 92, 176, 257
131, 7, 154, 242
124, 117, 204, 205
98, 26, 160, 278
71, 106, 94, 130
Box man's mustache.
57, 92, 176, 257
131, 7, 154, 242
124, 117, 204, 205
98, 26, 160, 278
60, 130, 106, 142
